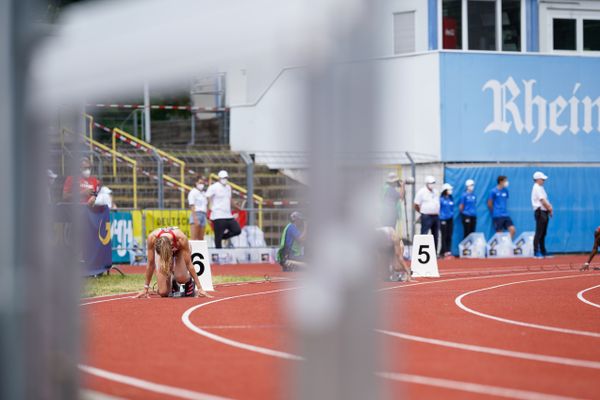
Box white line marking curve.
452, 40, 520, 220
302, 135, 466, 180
181, 287, 303, 361
79, 365, 232, 400
377, 372, 578, 400
455, 274, 600, 338
376, 330, 600, 370
577, 284, 600, 309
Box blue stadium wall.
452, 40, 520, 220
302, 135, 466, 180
438, 52, 600, 254
444, 166, 600, 254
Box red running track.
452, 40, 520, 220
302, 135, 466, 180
82, 256, 600, 399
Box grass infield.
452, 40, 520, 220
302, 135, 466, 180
84, 274, 264, 298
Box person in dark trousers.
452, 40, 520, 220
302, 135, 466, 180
205, 170, 241, 248
414, 175, 440, 253
581, 226, 600, 271
531, 171, 553, 258
439, 183, 455, 258
488, 175, 516, 238
459, 179, 477, 238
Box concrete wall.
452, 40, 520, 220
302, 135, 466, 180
230, 52, 441, 160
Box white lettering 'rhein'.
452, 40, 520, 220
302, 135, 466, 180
483, 77, 600, 142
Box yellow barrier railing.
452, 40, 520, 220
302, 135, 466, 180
111, 127, 186, 208
61, 128, 138, 208
209, 173, 264, 229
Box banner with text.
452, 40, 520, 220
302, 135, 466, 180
440, 52, 600, 162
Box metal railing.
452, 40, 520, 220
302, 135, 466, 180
111, 127, 186, 208
83, 114, 186, 208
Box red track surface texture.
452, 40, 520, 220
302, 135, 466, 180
83, 256, 600, 399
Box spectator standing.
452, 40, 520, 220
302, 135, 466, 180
439, 183, 454, 258
531, 171, 553, 258
459, 179, 477, 238
205, 170, 241, 248
487, 175, 516, 238
62, 157, 100, 206
188, 177, 208, 240
381, 172, 404, 229
414, 175, 440, 253
47, 169, 58, 204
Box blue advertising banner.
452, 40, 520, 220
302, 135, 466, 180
111, 210, 134, 263
54, 204, 112, 276
85, 205, 113, 275
445, 166, 600, 254
440, 52, 600, 162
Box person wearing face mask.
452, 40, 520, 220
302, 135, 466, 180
414, 175, 440, 254
487, 175, 516, 238
62, 157, 100, 206
459, 179, 477, 238
205, 170, 241, 248
439, 183, 455, 258
188, 176, 208, 240
47, 169, 58, 204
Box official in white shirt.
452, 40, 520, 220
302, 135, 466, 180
531, 171, 553, 258
188, 177, 208, 240
205, 170, 241, 248
414, 175, 441, 253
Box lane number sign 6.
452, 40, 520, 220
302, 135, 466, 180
191, 252, 205, 276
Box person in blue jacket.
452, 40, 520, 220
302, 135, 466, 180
459, 179, 477, 238
439, 183, 455, 258
487, 175, 516, 238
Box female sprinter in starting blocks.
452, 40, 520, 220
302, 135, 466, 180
376, 227, 413, 282
581, 226, 600, 271
136, 227, 212, 298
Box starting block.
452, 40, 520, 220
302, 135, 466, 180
410, 234, 440, 278
486, 232, 515, 258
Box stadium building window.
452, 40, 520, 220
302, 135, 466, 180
393, 11, 416, 54
553, 18, 576, 51
584, 19, 600, 51
501, 0, 521, 51
468, 0, 497, 50
442, 0, 462, 49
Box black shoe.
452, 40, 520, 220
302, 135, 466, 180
184, 278, 195, 297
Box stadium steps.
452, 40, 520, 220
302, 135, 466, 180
51, 141, 304, 245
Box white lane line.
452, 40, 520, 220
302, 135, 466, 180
79, 365, 231, 400
377, 372, 578, 400
81, 296, 136, 306
197, 324, 285, 330
577, 284, 600, 309
378, 269, 580, 293
82, 292, 138, 301
376, 329, 600, 370
455, 274, 600, 338
181, 287, 304, 361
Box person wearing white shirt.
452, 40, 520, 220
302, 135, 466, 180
531, 171, 553, 258
205, 170, 241, 248
188, 177, 208, 240
414, 175, 441, 253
